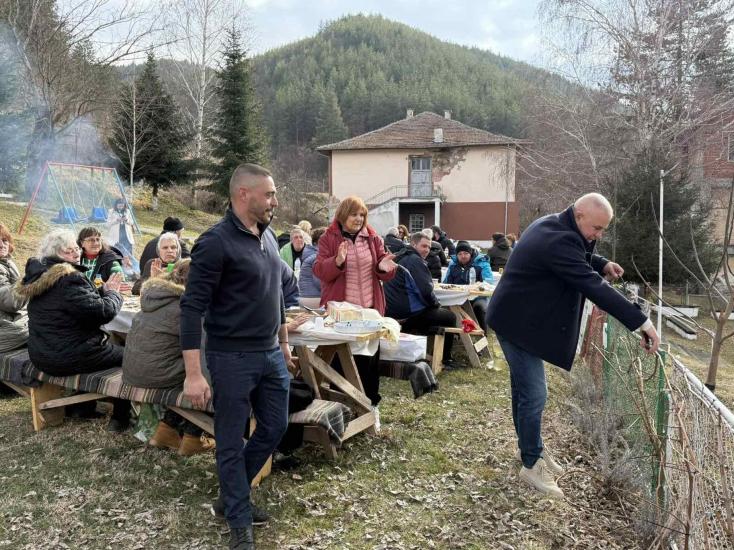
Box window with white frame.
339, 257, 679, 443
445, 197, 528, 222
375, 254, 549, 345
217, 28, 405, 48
408, 214, 425, 233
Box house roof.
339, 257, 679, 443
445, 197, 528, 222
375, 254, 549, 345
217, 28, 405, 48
317, 111, 527, 152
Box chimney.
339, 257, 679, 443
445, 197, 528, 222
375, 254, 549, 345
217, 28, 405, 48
444, 110, 452, 120
433, 128, 444, 143
406, 109, 414, 118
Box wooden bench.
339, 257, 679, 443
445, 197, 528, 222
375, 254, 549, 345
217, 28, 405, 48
1, 348, 356, 474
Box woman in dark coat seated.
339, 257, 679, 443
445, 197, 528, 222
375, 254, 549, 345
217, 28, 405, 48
16, 229, 131, 432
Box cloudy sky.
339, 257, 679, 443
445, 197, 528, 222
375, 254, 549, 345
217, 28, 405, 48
246, 0, 544, 65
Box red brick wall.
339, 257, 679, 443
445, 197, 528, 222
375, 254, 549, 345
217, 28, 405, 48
698, 115, 734, 179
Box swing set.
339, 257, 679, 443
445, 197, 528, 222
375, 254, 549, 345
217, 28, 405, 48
17, 162, 142, 236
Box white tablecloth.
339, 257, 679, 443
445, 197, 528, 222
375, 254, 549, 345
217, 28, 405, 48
103, 298, 140, 334
290, 323, 381, 356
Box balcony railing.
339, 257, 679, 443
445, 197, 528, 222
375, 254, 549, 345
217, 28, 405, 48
364, 184, 442, 208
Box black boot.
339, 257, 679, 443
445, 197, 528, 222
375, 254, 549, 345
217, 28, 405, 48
229, 526, 255, 550
212, 496, 270, 525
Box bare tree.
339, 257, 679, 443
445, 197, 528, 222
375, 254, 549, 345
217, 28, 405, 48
0, 0, 163, 189
164, 0, 250, 162
107, 74, 158, 188
632, 176, 734, 392
522, 0, 734, 220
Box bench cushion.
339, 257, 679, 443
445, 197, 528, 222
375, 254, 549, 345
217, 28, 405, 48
0, 349, 213, 412
288, 399, 353, 442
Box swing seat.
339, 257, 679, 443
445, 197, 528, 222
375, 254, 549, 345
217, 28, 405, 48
89, 207, 107, 222
51, 207, 83, 224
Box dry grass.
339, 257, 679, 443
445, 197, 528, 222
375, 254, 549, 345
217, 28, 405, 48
0, 359, 644, 549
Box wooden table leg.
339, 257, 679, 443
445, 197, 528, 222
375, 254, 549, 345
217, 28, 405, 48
461, 301, 495, 368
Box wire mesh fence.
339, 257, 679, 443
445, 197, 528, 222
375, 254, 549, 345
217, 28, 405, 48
581, 311, 734, 548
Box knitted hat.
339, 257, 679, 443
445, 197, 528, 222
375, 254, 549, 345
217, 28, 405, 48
163, 217, 184, 232
456, 241, 473, 255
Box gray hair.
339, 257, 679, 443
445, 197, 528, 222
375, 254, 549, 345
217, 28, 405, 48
157, 232, 181, 256
38, 229, 77, 259
386, 226, 399, 237
421, 228, 433, 238
290, 227, 305, 240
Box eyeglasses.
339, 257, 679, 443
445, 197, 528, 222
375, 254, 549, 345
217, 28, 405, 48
83, 237, 101, 243
60, 247, 81, 255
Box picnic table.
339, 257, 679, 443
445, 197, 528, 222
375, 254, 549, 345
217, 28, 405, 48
289, 322, 381, 458
433, 283, 495, 372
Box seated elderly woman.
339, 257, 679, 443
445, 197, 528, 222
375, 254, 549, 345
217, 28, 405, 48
0, 222, 29, 353
16, 228, 131, 432
279, 226, 315, 271
132, 231, 181, 295
122, 259, 214, 455
77, 226, 126, 283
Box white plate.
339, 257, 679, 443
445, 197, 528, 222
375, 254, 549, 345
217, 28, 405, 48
333, 320, 383, 334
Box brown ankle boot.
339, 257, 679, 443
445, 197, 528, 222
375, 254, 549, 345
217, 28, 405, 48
149, 421, 181, 451
178, 434, 216, 456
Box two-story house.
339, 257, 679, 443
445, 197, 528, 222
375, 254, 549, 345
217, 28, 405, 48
317, 111, 526, 242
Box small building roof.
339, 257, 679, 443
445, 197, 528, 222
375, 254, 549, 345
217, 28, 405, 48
317, 111, 527, 152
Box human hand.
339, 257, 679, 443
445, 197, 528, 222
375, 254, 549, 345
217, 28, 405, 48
183, 373, 211, 410
378, 253, 397, 272
103, 272, 123, 293
122, 256, 132, 268
286, 313, 310, 332
641, 325, 660, 355
335, 241, 348, 267
150, 258, 164, 278
281, 342, 296, 371
603, 261, 624, 281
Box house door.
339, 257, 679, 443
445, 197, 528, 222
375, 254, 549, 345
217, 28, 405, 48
410, 157, 432, 197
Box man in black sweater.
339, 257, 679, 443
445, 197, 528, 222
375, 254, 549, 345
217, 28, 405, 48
180, 164, 291, 550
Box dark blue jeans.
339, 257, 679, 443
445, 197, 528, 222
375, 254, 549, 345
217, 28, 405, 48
207, 348, 290, 528
497, 335, 547, 469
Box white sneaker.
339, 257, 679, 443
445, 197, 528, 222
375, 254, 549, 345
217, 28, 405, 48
515, 448, 564, 476
372, 405, 381, 433
519, 458, 564, 498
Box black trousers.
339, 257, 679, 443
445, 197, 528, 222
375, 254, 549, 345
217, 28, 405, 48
332, 348, 381, 406
402, 306, 456, 360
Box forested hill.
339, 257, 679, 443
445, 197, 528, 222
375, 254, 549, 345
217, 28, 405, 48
252, 14, 557, 152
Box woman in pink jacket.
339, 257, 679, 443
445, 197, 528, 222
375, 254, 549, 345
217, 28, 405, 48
314, 196, 397, 427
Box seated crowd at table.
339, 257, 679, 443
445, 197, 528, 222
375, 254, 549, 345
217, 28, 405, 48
0, 183, 505, 549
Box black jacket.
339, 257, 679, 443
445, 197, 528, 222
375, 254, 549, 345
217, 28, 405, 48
86, 246, 124, 282
486, 206, 647, 371
180, 208, 286, 352
384, 234, 406, 254
434, 231, 456, 256
487, 236, 512, 271
385, 247, 439, 320
17, 257, 123, 375
139, 233, 191, 269
426, 241, 447, 279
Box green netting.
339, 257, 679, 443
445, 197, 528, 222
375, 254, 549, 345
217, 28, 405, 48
602, 316, 669, 505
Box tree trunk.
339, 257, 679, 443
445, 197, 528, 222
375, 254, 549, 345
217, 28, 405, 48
706, 314, 727, 392
25, 108, 55, 198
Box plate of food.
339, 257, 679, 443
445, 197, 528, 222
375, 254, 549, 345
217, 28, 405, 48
333, 319, 383, 334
